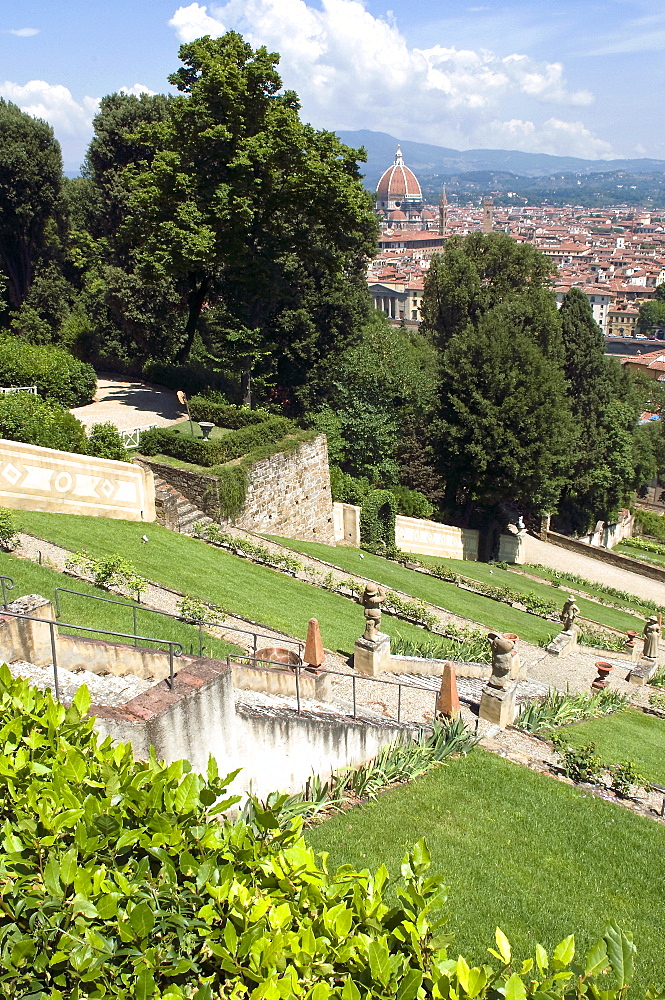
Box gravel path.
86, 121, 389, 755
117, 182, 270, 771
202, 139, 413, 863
523, 533, 665, 605
70, 374, 189, 431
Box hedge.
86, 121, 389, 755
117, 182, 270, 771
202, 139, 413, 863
0, 668, 641, 998
360, 489, 398, 548
188, 393, 270, 428
331, 467, 434, 520
139, 416, 295, 467
0, 392, 90, 454
0, 337, 96, 406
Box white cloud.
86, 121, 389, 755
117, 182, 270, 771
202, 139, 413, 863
120, 83, 157, 97
8, 28, 39, 37
0, 80, 99, 135
485, 118, 614, 159
168, 0, 609, 157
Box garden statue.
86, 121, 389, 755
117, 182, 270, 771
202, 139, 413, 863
359, 583, 386, 641
560, 595, 579, 633
486, 631, 517, 690
642, 616, 660, 660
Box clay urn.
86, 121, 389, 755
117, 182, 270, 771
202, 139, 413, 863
591, 660, 613, 690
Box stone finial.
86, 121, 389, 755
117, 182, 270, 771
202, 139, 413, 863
304, 618, 324, 669
436, 662, 460, 718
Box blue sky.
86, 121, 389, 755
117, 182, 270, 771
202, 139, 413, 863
1, 0, 664, 170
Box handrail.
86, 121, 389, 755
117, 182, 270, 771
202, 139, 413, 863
229, 654, 440, 724
0, 608, 183, 698
0, 575, 14, 610
53, 585, 304, 659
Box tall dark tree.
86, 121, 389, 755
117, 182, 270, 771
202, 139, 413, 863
421, 232, 554, 351
123, 32, 378, 389
436, 309, 575, 532
0, 100, 63, 312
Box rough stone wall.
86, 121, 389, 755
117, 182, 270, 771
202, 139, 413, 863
235, 435, 335, 543
137, 460, 222, 521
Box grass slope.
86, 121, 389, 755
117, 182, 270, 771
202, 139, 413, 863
17, 512, 432, 656
616, 543, 665, 570
523, 562, 660, 616
554, 708, 665, 786
306, 750, 665, 992
0, 551, 241, 660
265, 536, 643, 638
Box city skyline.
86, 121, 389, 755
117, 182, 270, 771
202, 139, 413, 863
1, 0, 664, 170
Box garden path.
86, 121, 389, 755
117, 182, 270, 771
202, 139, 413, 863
523, 532, 665, 605
70, 373, 188, 430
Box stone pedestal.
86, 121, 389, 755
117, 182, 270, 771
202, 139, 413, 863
353, 633, 391, 677
629, 657, 659, 686
479, 681, 518, 727
546, 627, 578, 657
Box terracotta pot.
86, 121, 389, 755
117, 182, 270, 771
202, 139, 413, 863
591, 660, 613, 690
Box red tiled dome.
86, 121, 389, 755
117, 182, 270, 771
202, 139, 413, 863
389, 209, 407, 220
377, 146, 422, 202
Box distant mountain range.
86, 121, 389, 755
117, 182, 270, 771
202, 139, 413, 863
336, 129, 665, 189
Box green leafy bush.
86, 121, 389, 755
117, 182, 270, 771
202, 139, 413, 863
142, 359, 236, 397
0, 668, 641, 999
329, 465, 370, 505
0, 336, 96, 406
177, 595, 226, 624
387, 484, 435, 519
555, 739, 604, 784
0, 507, 19, 550
622, 536, 665, 557
86, 422, 130, 462
65, 550, 147, 602
0, 392, 89, 453
610, 760, 650, 798
189, 393, 270, 428
212, 464, 248, 521
635, 508, 665, 541
578, 625, 628, 652
360, 488, 397, 548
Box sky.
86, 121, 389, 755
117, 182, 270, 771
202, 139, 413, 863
1, 0, 664, 171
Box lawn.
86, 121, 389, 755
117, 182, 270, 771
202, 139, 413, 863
554, 708, 665, 786
0, 551, 241, 660
523, 561, 662, 616
616, 543, 665, 570
265, 535, 644, 638
306, 749, 665, 992
17, 512, 436, 656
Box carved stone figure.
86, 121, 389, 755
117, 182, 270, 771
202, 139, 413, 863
359, 583, 386, 641
487, 631, 516, 690
643, 616, 661, 660
560, 595, 579, 633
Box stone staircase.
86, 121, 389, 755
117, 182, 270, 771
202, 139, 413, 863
153, 475, 214, 535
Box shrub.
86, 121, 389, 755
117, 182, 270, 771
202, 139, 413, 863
142, 359, 236, 397
515, 688, 629, 734
555, 739, 604, 784
65, 550, 147, 602
578, 625, 628, 652
329, 465, 370, 505
189, 393, 270, 428
635, 508, 665, 541
610, 760, 650, 798
388, 484, 435, 519
360, 488, 397, 548
0, 392, 89, 453
212, 464, 248, 520
0, 668, 637, 999
177, 595, 226, 624
139, 416, 295, 467
86, 422, 130, 462
0, 507, 19, 551
622, 537, 665, 557
0, 336, 96, 406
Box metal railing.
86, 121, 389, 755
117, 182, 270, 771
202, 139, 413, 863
53, 586, 303, 660
0, 575, 15, 610
0, 607, 183, 699
0, 386, 37, 395
228, 654, 440, 725
119, 424, 157, 449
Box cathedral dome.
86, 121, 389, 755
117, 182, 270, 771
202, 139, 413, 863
376, 146, 422, 208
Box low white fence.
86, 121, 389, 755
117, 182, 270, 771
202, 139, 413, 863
119, 425, 157, 449
0, 386, 37, 395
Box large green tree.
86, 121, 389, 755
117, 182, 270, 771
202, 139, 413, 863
123, 32, 378, 394
421, 232, 554, 351
0, 100, 63, 315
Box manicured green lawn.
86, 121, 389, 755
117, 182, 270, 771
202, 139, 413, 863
266, 536, 643, 638
554, 708, 665, 786
0, 551, 241, 660
617, 543, 665, 570
18, 512, 433, 656
306, 750, 665, 992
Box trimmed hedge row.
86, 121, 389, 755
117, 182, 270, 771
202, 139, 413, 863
360, 489, 398, 548
0, 337, 96, 407
188, 393, 270, 428
0, 394, 129, 461
138, 416, 295, 467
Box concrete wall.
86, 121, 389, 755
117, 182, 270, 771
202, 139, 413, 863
0, 439, 155, 521
575, 514, 635, 549
143, 434, 335, 544
332, 504, 525, 563
388, 654, 490, 679
231, 661, 331, 702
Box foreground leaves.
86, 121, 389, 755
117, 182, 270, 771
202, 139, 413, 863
0, 667, 653, 998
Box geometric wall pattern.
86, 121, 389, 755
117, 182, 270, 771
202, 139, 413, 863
0, 439, 156, 522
